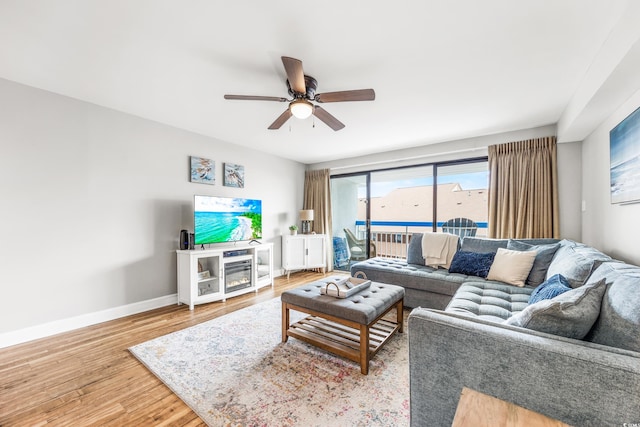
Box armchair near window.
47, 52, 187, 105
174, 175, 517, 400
343, 228, 376, 261
441, 217, 478, 238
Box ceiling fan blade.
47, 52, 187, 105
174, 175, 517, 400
313, 106, 345, 131
281, 56, 306, 94
224, 94, 288, 102
268, 108, 293, 130
315, 89, 376, 103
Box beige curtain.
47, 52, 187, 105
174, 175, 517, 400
488, 136, 559, 239
303, 168, 333, 271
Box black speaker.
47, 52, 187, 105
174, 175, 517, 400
189, 233, 195, 250
180, 229, 189, 250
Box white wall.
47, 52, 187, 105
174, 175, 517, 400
581, 88, 640, 265
556, 141, 582, 241
311, 125, 582, 241
0, 78, 304, 337
311, 125, 556, 174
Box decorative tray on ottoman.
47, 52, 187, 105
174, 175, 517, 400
320, 276, 371, 298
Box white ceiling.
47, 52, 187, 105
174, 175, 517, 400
0, 0, 634, 164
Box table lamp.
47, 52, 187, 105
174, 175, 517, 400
299, 209, 314, 234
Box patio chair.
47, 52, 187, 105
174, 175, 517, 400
343, 228, 376, 262
441, 217, 478, 238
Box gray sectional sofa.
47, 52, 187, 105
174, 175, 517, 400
351, 235, 640, 427
350, 235, 557, 309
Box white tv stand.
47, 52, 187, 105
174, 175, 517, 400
176, 242, 273, 310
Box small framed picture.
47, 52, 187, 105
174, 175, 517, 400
190, 156, 215, 185
224, 163, 245, 188
197, 270, 211, 280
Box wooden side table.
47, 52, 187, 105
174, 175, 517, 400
452, 387, 571, 427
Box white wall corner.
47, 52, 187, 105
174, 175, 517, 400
558, 2, 640, 142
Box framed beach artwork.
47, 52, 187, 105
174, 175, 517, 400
224, 162, 245, 188
610, 105, 640, 204
190, 156, 215, 185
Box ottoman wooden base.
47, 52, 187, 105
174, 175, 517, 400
282, 298, 403, 375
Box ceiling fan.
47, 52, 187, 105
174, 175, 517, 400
224, 56, 375, 131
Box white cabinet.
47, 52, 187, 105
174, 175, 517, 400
282, 234, 327, 278
177, 242, 273, 310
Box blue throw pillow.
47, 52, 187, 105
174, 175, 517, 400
528, 274, 572, 304
448, 251, 495, 278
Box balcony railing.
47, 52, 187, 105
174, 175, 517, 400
353, 220, 488, 259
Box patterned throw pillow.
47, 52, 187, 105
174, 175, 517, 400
528, 274, 572, 304
448, 251, 495, 278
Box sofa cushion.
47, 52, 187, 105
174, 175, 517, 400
350, 257, 467, 297
448, 251, 495, 278
445, 281, 533, 322
545, 240, 606, 288
504, 278, 607, 339
460, 237, 508, 254
406, 233, 425, 265
408, 233, 460, 267
460, 237, 558, 255
571, 242, 614, 262
528, 274, 572, 304
486, 248, 536, 287
584, 262, 640, 352
507, 240, 560, 287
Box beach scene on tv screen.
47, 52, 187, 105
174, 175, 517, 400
195, 196, 262, 244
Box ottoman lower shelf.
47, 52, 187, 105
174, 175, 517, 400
287, 315, 400, 364
282, 299, 403, 374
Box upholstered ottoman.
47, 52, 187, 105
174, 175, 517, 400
281, 279, 404, 374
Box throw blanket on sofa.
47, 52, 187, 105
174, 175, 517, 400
422, 233, 459, 268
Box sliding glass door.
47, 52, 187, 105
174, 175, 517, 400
331, 174, 371, 271
435, 162, 488, 237
330, 158, 488, 263
369, 166, 434, 259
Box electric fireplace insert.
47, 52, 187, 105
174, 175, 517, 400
224, 259, 252, 293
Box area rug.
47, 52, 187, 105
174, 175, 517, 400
129, 297, 409, 426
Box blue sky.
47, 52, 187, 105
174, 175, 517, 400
195, 195, 261, 213
365, 171, 489, 198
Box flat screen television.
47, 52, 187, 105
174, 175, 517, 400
194, 195, 262, 245
610, 105, 640, 204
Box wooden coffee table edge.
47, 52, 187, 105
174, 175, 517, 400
452, 387, 571, 427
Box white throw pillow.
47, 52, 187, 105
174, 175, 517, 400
487, 248, 537, 287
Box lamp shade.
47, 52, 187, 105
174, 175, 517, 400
290, 100, 313, 119
299, 209, 314, 221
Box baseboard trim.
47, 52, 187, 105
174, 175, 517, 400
0, 294, 178, 349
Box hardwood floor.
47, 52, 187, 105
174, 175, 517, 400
0, 271, 335, 426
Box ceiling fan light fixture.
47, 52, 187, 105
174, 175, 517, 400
289, 99, 313, 119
